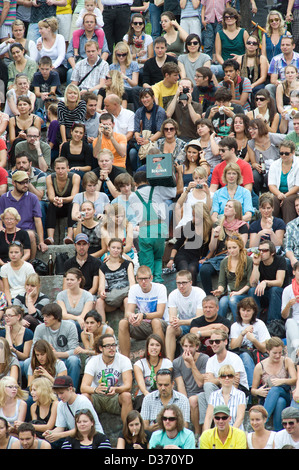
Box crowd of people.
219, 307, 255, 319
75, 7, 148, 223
1, 0, 299, 452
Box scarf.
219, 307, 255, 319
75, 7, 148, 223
292, 277, 299, 297
223, 218, 248, 232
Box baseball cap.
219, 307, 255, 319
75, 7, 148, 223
213, 405, 231, 416
12, 170, 29, 182
74, 233, 89, 244
53, 376, 73, 389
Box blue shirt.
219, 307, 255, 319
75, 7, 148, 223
212, 185, 254, 216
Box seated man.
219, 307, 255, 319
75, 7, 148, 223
14, 127, 51, 173
152, 62, 180, 110
0, 170, 48, 258
166, 78, 202, 142
92, 149, 126, 201
11, 423, 51, 449
83, 92, 100, 147
192, 66, 217, 114
204, 87, 244, 137
80, 333, 133, 423
141, 368, 190, 432
142, 36, 178, 89
218, 59, 252, 113
71, 40, 109, 95
32, 56, 60, 110
248, 239, 289, 323
284, 195, 299, 271
149, 404, 196, 449
92, 112, 127, 169
104, 94, 135, 145
165, 269, 205, 362
173, 333, 209, 439
118, 266, 168, 358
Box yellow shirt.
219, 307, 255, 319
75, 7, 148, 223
199, 426, 247, 449
152, 80, 178, 110
57, 0, 72, 15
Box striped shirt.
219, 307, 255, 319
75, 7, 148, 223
7, 167, 47, 201
208, 387, 247, 430
284, 216, 299, 259
61, 434, 112, 449
0, 0, 17, 26
71, 57, 109, 91
57, 100, 87, 138
141, 389, 190, 425
180, 0, 200, 18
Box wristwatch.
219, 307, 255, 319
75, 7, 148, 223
142, 313, 147, 320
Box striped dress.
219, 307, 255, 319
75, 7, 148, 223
57, 100, 87, 140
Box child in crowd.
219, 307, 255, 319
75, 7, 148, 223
32, 57, 61, 111
73, 0, 105, 59
47, 103, 61, 163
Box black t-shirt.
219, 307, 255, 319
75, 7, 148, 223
31, 71, 61, 93
142, 55, 177, 86
64, 255, 102, 291
190, 314, 231, 357
259, 254, 289, 289
0, 230, 31, 263
92, 165, 126, 201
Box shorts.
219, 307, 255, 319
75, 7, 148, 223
0, 25, 12, 39
92, 392, 121, 415
179, 324, 191, 337
129, 319, 168, 340
57, 14, 72, 42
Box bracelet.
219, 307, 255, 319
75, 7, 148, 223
38, 154, 43, 158
197, 331, 201, 338
105, 177, 110, 181
169, 257, 174, 260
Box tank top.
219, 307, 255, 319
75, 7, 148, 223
264, 33, 282, 62
51, 173, 73, 198
219, 28, 246, 61
166, 31, 185, 57
0, 399, 21, 425
14, 115, 37, 135
247, 431, 276, 449
260, 357, 289, 387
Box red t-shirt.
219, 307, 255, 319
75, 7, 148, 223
0, 140, 7, 185
211, 158, 254, 188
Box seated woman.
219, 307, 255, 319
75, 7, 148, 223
251, 336, 297, 431
0, 305, 33, 379
246, 89, 279, 134
160, 11, 188, 58
27, 339, 67, 387
45, 156, 81, 245
247, 118, 285, 195
202, 365, 247, 431
0, 242, 35, 307
268, 139, 299, 224
0, 337, 20, 384
175, 166, 211, 230
211, 162, 254, 223
71, 171, 110, 222
199, 200, 249, 295
0, 376, 27, 434
211, 233, 253, 321
167, 202, 213, 286
249, 192, 286, 250
96, 238, 135, 319
97, 70, 128, 112
247, 405, 276, 449
195, 118, 221, 172
228, 114, 251, 161
13, 273, 50, 332
60, 121, 93, 181
7, 43, 37, 89
176, 136, 210, 189
75, 310, 114, 357
30, 377, 58, 439
56, 268, 94, 333
230, 296, 270, 389
4, 74, 36, 118
100, 203, 134, 261
275, 65, 299, 119
61, 409, 111, 449
73, 201, 103, 257
0, 208, 31, 265
178, 34, 211, 85
133, 334, 173, 411
123, 13, 154, 73
129, 87, 166, 173
261, 9, 290, 63
8, 95, 43, 166
58, 84, 87, 144
156, 118, 186, 165
237, 34, 269, 96
117, 410, 150, 449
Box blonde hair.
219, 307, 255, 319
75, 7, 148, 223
266, 10, 285, 36
222, 162, 243, 186
112, 41, 132, 67
1, 207, 21, 223
106, 70, 125, 100
192, 166, 207, 179
38, 17, 58, 34
192, 202, 213, 244
30, 377, 57, 407
218, 364, 235, 376
25, 273, 41, 288
0, 376, 28, 406
64, 84, 81, 107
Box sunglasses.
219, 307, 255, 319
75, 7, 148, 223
133, 21, 144, 26
219, 374, 235, 379
164, 127, 175, 132
247, 40, 258, 46
187, 40, 199, 46
209, 339, 223, 345
256, 96, 266, 102
280, 151, 291, 156
214, 415, 230, 421
224, 15, 236, 19
269, 18, 280, 23
105, 75, 111, 80
219, 148, 229, 153
282, 421, 296, 427
116, 52, 127, 57
259, 248, 270, 253
162, 416, 177, 422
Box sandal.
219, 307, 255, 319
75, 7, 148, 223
44, 237, 54, 245
63, 236, 74, 244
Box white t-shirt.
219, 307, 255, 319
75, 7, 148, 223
0, 261, 35, 298
282, 283, 299, 323
84, 352, 132, 388
113, 107, 135, 135
167, 286, 205, 321
230, 319, 271, 349
55, 394, 103, 433
134, 357, 173, 395
206, 350, 249, 389
274, 429, 299, 449
127, 282, 168, 319
123, 33, 153, 67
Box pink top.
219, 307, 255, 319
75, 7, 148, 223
201, 0, 230, 23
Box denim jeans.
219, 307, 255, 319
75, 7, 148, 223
26, 23, 40, 43
247, 286, 284, 323
240, 351, 255, 388
61, 355, 81, 391
218, 294, 248, 321
202, 21, 222, 59
260, 386, 291, 431
149, 3, 163, 40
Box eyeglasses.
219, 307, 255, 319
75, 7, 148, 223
176, 281, 191, 285
214, 415, 230, 421
282, 421, 296, 427
187, 40, 199, 46
136, 276, 151, 281
164, 127, 175, 132
255, 96, 266, 102
219, 148, 229, 153
209, 339, 223, 345
258, 248, 270, 253
102, 343, 117, 349
162, 416, 177, 422
133, 21, 144, 26
247, 41, 258, 46
27, 135, 39, 139
116, 52, 127, 57
280, 151, 291, 156
219, 374, 235, 379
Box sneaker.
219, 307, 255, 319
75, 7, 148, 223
44, 237, 54, 245
63, 236, 74, 244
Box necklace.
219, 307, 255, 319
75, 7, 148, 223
4, 230, 17, 245
11, 326, 22, 345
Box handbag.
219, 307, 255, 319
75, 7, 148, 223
267, 319, 286, 339
138, 130, 157, 160
30, 259, 48, 276
104, 285, 130, 308
55, 252, 69, 275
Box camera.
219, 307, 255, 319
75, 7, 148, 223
179, 86, 190, 101
196, 184, 203, 189
80, 211, 86, 219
